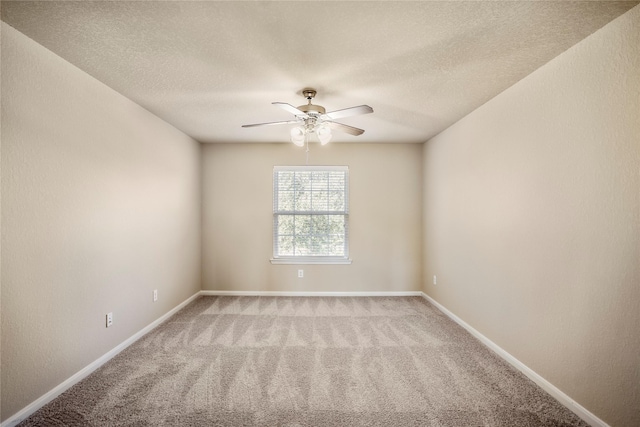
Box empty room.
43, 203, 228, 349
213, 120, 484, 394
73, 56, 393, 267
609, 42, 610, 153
1, 1, 638, 426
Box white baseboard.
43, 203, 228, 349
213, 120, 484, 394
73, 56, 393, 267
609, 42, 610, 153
1, 292, 201, 427
420, 292, 609, 427
200, 290, 423, 297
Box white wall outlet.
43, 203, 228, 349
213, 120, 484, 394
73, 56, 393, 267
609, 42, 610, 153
298, 269, 304, 278
153, 289, 158, 302
106, 312, 113, 327
433, 275, 437, 285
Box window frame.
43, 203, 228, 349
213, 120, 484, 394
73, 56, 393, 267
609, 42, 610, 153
270, 165, 351, 265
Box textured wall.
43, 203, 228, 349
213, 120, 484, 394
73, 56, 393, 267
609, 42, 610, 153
1, 24, 201, 421
422, 6, 640, 427
202, 143, 423, 293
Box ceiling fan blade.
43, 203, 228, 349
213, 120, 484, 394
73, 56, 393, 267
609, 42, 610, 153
325, 121, 365, 136
273, 102, 308, 117
321, 105, 373, 120
242, 120, 299, 128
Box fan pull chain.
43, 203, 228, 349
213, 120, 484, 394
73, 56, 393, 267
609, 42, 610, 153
305, 133, 310, 165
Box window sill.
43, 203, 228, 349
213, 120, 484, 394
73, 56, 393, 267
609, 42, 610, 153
270, 258, 352, 265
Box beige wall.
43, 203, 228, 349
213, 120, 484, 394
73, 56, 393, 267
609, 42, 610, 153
1, 24, 202, 421
422, 6, 640, 427
202, 143, 423, 293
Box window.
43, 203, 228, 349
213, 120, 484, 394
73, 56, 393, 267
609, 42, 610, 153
271, 166, 351, 264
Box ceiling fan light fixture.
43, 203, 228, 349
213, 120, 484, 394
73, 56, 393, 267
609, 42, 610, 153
290, 126, 306, 146
242, 88, 373, 145
317, 125, 332, 145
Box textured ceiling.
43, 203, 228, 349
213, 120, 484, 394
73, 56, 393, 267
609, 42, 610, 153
2, 1, 638, 144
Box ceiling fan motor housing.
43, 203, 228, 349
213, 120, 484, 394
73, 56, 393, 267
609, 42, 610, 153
297, 103, 326, 115
297, 88, 325, 115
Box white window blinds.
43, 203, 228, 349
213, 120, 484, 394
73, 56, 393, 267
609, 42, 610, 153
272, 166, 350, 263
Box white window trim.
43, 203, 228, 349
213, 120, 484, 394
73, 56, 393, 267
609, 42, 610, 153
270, 165, 352, 265
270, 257, 352, 265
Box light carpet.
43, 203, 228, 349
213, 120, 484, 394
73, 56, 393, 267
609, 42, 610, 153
19, 296, 588, 426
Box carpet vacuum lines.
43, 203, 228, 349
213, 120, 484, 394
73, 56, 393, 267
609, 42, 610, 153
17, 296, 588, 427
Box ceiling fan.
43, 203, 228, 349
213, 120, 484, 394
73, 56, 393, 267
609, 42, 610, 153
242, 89, 373, 146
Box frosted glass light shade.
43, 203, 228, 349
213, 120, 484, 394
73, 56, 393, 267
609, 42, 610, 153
290, 127, 305, 146
317, 125, 332, 145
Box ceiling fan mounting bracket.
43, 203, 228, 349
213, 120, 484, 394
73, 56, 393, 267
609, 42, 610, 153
301, 88, 317, 100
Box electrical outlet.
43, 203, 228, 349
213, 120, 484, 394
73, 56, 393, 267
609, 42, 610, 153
298, 269, 304, 278
106, 312, 113, 328
153, 289, 158, 302
433, 275, 437, 285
